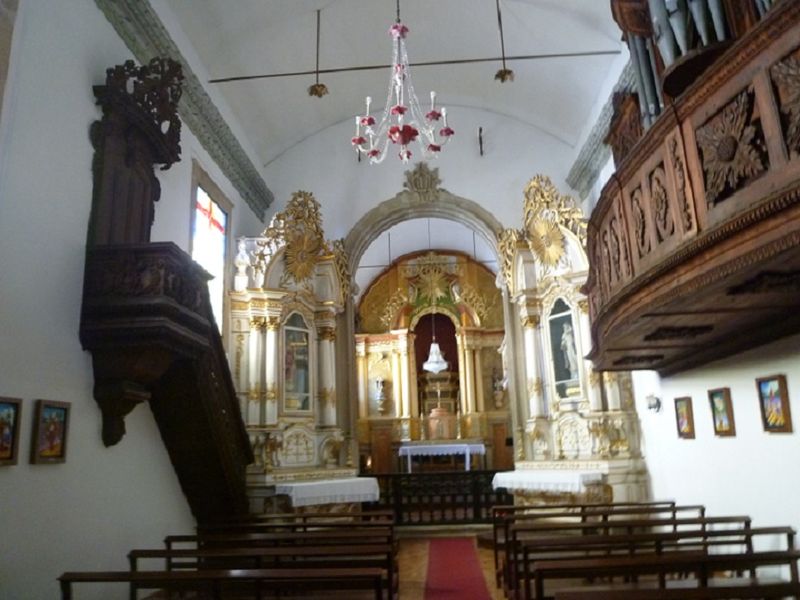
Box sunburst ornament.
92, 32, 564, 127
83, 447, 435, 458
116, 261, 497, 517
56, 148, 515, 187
528, 218, 565, 267
284, 230, 322, 282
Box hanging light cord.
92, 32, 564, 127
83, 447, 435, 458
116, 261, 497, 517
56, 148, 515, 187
315, 9, 321, 85
496, 0, 508, 73
396, 0, 401, 23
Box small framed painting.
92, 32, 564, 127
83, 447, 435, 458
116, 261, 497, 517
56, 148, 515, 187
756, 374, 792, 433
30, 400, 70, 464
674, 397, 695, 439
708, 387, 736, 437
0, 397, 22, 466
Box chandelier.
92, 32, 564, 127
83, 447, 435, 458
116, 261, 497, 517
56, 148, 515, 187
351, 0, 454, 164
422, 309, 448, 374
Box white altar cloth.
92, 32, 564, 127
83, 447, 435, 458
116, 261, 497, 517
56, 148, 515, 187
398, 442, 486, 472
275, 477, 380, 507
492, 470, 604, 494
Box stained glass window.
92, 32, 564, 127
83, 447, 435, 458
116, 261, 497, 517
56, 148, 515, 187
191, 185, 228, 331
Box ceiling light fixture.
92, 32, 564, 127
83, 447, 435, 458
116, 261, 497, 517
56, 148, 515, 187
494, 0, 514, 83
423, 305, 448, 374
351, 0, 454, 164
308, 9, 328, 98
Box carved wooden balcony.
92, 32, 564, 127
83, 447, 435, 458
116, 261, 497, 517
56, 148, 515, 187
585, 2, 800, 375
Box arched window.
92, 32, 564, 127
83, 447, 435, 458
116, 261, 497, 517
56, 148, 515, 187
283, 313, 311, 412
548, 298, 579, 399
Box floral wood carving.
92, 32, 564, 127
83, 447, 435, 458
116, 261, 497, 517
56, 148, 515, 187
650, 165, 675, 243
669, 137, 693, 231
380, 289, 409, 330
630, 186, 650, 258
90, 57, 183, 246
331, 239, 353, 302
695, 89, 767, 206
605, 92, 644, 165
403, 162, 442, 203
770, 52, 800, 158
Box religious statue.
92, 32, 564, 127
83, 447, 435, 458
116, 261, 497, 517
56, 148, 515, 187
492, 367, 506, 409
263, 431, 283, 468
561, 323, 579, 380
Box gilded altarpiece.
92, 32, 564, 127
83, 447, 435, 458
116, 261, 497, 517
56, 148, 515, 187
228, 192, 354, 487
355, 251, 509, 470
495, 176, 647, 504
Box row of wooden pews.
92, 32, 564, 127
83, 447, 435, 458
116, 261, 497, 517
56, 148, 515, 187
491, 500, 800, 600
59, 509, 398, 599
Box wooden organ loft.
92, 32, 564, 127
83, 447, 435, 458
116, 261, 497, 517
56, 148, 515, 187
589, 0, 800, 374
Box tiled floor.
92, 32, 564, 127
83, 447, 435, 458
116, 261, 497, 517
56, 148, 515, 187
397, 535, 504, 600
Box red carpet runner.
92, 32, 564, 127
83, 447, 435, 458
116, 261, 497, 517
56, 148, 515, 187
424, 537, 492, 600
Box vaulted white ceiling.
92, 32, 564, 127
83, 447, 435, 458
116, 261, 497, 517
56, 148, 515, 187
163, 0, 623, 167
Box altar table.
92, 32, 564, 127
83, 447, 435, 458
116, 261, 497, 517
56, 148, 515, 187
491, 469, 604, 494
398, 442, 486, 472
275, 477, 380, 507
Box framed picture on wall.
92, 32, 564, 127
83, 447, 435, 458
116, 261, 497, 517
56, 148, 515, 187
674, 397, 695, 439
755, 374, 793, 433
30, 400, 70, 464
0, 397, 22, 466
708, 387, 736, 437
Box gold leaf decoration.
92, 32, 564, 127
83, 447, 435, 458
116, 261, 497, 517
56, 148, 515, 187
260, 191, 327, 284
527, 218, 565, 267
497, 228, 522, 287
523, 174, 587, 249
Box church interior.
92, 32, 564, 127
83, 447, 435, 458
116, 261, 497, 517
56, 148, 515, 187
1, 0, 800, 598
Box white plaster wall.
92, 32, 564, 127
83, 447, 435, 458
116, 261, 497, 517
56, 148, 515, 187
0, 1, 262, 597
263, 107, 577, 239
633, 334, 800, 540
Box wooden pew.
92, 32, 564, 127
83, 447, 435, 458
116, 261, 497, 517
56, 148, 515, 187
59, 566, 386, 600
165, 525, 395, 552
531, 549, 800, 600
128, 542, 398, 599
492, 501, 683, 587
505, 515, 751, 599
214, 508, 395, 524
502, 508, 716, 596
518, 526, 795, 600
555, 582, 800, 599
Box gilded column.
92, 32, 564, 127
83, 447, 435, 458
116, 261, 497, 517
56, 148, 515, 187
264, 316, 280, 425
604, 372, 622, 411
391, 345, 402, 417
397, 332, 411, 418
578, 300, 602, 412
474, 344, 485, 413
463, 333, 476, 415
356, 339, 368, 419
456, 334, 468, 414
317, 325, 336, 426
408, 332, 419, 418
247, 317, 265, 425
521, 315, 544, 418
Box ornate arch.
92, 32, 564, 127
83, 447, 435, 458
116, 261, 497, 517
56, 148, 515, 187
343, 164, 505, 277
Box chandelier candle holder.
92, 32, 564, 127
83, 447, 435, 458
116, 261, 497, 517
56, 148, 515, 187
351, 3, 454, 164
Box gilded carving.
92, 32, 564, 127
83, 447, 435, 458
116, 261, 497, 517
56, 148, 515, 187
230, 300, 249, 311
650, 165, 674, 243
695, 89, 766, 205
527, 377, 543, 396
523, 175, 587, 249
771, 53, 800, 157
265, 384, 278, 401
380, 289, 408, 330
403, 162, 442, 203
317, 326, 336, 342
578, 299, 589, 314
331, 239, 353, 301
265, 316, 280, 331
630, 186, 649, 258
668, 137, 693, 231
234, 334, 245, 380
521, 315, 540, 329
250, 317, 266, 330
527, 218, 565, 268
497, 228, 522, 288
